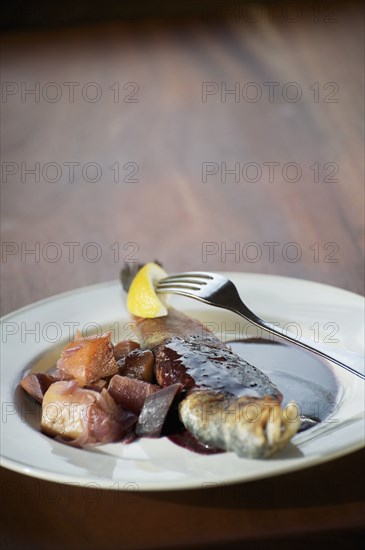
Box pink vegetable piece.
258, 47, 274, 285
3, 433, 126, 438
108, 375, 160, 415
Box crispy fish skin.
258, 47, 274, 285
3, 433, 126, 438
180, 391, 299, 458
136, 309, 213, 350
134, 308, 300, 458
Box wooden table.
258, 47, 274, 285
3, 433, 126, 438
1, 3, 364, 548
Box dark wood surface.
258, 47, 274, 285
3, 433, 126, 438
1, 3, 364, 549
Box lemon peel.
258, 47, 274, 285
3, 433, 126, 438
127, 262, 168, 318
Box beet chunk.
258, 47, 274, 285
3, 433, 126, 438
135, 384, 182, 438
118, 349, 154, 382
108, 374, 160, 415
114, 340, 140, 361
20, 373, 56, 403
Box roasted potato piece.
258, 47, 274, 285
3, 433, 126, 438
56, 333, 118, 386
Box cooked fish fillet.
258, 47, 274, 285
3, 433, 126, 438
135, 308, 300, 458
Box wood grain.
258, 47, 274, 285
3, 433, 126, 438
1, 3, 364, 316
1, 2, 364, 548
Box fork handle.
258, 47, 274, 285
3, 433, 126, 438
232, 306, 365, 380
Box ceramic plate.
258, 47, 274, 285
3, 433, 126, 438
1, 273, 364, 490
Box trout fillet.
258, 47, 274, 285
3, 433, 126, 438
135, 309, 300, 458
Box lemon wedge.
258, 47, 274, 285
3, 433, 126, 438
127, 262, 168, 318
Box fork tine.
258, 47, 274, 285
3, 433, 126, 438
157, 271, 218, 295
159, 277, 208, 286
157, 282, 201, 292
163, 272, 214, 280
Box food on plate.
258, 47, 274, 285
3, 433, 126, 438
135, 308, 300, 458
136, 383, 182, 437
40, 380, 134, 445
56, 332, 118, 386
108, 374, 160, 415
117, 349, 155, 382
114, 339, 140, 361
20, 373, 56, 404
19, 262, 301, 458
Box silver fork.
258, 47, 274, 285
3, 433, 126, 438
156, 271, 365, 381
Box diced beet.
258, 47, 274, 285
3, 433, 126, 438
117, 408, 138, 441
114, 340, 140, 361
116, 358, 127, 375
108, 374, 160, 415
118, 349, 154, 382
135, 383, 182, 438
20, 373, 56, 403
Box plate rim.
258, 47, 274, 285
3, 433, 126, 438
2, 438, 365, 491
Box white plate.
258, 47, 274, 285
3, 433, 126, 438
1, 273, 364, 491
